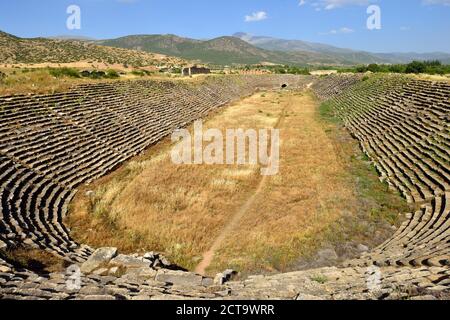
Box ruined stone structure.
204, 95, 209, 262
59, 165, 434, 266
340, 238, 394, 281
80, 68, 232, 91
0, 74, 449, 300
181, 65, 211, 77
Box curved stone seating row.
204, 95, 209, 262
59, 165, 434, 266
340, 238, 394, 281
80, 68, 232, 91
359, 192, 450, 268
311, 74, 364, 101
1, 251, 449, 300
313, 74, 449, 269
0, 75, 311, 261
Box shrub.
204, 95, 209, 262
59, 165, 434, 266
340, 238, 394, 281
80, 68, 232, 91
387, 64, 406, 73
106, 69, 120, 78
49, 67, 80, 78
89, 70, 106, 79
310, 275, 328, 284
367, 64, 381, 73
337, 60, 449, 75
405, 61, 426, 74
131, 70, 145, 77
80, 70, 91, 77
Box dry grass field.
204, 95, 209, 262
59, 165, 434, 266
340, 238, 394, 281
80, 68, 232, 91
67, 90, 409, 276
0, 67, 214, 96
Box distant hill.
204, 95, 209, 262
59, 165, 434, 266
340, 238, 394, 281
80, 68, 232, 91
98, 34, 374, 66
0, 30, 184, 67
233, 32, 393, 65
49, 35, 96, 41
374, 52, 450, 64
233, 32, 450, 65
3, 29, 449, 68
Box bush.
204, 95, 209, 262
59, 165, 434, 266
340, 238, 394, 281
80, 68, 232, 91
405, 61, 426, 74
89, 71, 106, 79
356, 65, 368, 73
367, 64, 381, 73
80, 70, 91, 77
387, 64, 406, 73
49, 67, 80, 78
131, 70, 145, 77
106, 69, 120, 78
337, 60, 449, 75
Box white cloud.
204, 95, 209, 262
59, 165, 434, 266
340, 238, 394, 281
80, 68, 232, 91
299, 0, 306, 6
320, 27, 355, 35
245, 11, 268, 22
422, 0, 450, 5
310, 0, 449, 10
313, 0, 374, 10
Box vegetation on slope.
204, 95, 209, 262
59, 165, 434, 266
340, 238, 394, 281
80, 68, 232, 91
233, 32, 450, 65
99, 34, 366, 66
338, 60, 450, 75
0, 67, 172, 96
0, 30, 185, 67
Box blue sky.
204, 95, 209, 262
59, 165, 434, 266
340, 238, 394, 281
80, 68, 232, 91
0, 0, 449, 53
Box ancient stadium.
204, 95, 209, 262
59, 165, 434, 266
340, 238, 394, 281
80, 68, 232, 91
1, 1, 450, 302
0, 73, 449, 300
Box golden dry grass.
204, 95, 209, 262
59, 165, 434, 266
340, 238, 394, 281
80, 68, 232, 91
1, 248, 69, 273
209, 92, 360, 273
67, 90, 409, 276
0, 68, 92, 96
0, 67, 212, 96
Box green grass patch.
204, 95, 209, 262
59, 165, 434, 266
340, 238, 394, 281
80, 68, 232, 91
319, 101, 341, 124
310, 274, 328, 284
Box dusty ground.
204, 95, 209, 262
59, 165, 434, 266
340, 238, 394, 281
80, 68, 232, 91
67, 90, 409, 276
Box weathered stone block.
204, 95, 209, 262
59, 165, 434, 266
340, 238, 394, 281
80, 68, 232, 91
155, 270, 203, 287
110, 254, 150, 269
80, 247, 118, 274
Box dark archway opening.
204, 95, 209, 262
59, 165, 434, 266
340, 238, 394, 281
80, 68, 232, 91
281, 84, 288, 89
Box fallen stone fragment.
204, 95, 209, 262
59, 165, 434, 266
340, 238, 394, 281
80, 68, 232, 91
0, 240, 8, 250
410, 295, 437, 301
108, 267, 122, 277
124, 267, 158, 280
93, 268, 109, 276
81, 295, 116, 300
80, 247, 118, 274
155, 270, 203, 287
214, 269, 238, 285
0, 265, 12, 273
357, 244, 369, 253
110, 254, 150, 269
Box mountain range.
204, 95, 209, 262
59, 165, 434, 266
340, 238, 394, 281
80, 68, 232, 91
98, 34, 354, 66
2, 29, 450, 67
233, 33, 450, 65
98, 32, 450, 66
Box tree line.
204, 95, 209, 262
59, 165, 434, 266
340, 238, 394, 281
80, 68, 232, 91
338, 60, 450, 75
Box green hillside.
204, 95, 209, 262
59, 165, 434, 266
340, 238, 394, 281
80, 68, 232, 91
0, 31, 183, 67
99, 34, 357, 66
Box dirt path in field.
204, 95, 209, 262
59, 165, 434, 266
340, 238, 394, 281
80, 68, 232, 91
70, 89, 395, 275
194, 96, 292, 275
